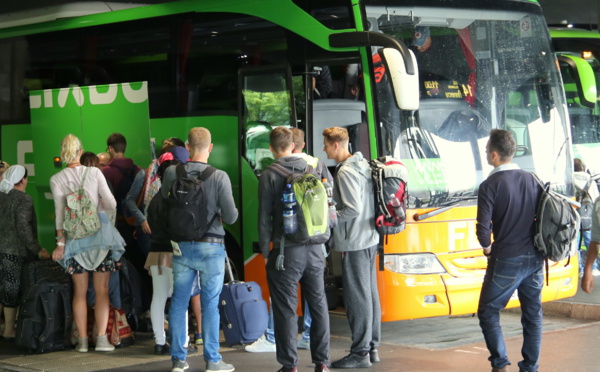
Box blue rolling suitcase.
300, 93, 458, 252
219, 253, 268, 346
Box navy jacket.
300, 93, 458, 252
476, 167, 541, 258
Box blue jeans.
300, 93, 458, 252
579, 230, 599, 272
86, 270, 121, 308
301, 301, 311, 341
170, 241, 225, 363
478, 250, 544, 372
265, 302, 275, 344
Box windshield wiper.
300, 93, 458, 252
413, 196, 478, 221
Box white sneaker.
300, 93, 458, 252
244, 335, 276, 353
592, 269, 600, 277
95, 334, 115, 352
75, 337, 88, 353
297, 337, 310, 350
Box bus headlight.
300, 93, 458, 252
384, 253, 446, 274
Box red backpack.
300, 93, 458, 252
370, 156, 408, 235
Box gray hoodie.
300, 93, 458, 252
333, 152, 379, 251
258, 155, 330, 258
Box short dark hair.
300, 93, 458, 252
80, 151, 99, 167
574, 158, 585, 172
107, 133, 127, 153
488, 129, 516, 161
270, 127, 293, 153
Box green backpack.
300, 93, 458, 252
270, 163, 330, 245
63, 167, 101, 239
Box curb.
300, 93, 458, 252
0, 363, 41, 372
541, 301, 600, 320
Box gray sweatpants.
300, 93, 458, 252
267, 244, 330, 369
342, 245, 381, 353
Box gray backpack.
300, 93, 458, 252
532, 173, 580, 264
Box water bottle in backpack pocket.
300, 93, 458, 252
322, 178, 338, 228
282, 184, 298, 234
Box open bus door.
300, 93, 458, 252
239, 65, 296, 300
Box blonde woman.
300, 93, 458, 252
50, 134, 125, 353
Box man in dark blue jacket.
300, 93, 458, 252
476, 129, 543, 372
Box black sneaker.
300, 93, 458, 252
154, 343, 170, 355
369, 348, 380, 363
330, 353, 372, 369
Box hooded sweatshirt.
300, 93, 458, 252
258, 155, 330, 258
332, 151, 379, 252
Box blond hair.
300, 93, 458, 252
323, 126, 349, 145
61, 134, 83, 164
0, 160, 9, 177
270, 127, 293, 153
188, 127, 211, 152
291, 128, 305, 152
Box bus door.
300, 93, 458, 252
239, 65, 296, 292
29, 82, 152, 248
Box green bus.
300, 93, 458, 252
0, 0, 577, 322
551, 28, 600, 173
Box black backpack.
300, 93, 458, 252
16, 260, 72, 353
532, 173, 580, 265
166, 164, 218, 241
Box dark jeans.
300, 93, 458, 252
478, 250, 544, 372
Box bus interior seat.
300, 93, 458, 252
505, 91, 532, 125
313, 99, 366, 167
437, 109, 491, 142
347, 122, 370, 160
417, 98, 471, 135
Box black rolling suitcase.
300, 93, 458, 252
16, 260, 73, 353
218, 253, 268, 346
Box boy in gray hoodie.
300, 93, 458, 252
322, 127, 380, 369
258, 127, 331, 372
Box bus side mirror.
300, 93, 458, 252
380, 47, 420, 111
557, 54, 596, 109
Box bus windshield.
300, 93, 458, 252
366, 7, 572, 208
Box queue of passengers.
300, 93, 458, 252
2, 126, 567, 372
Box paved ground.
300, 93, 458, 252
1, 277, 599, 372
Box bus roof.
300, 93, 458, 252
0, 2, 147, 30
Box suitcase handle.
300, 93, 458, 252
224, 250, 236, 283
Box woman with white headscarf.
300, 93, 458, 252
0, 165, 49, 341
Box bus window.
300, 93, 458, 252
242, 67, 295, 176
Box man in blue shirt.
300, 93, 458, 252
476, 129, 543, 372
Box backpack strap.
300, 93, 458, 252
270, 162, 317, 181
137, 168, 151, 207
81, 166, 91, 188
580, 177, 595, 202
197, 165, 217, 181
176, 163, 217, 181
269, 163, 293, 179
